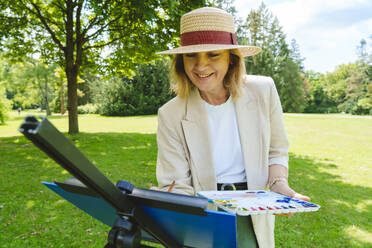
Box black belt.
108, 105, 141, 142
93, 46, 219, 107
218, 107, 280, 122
217, 182, 247, 191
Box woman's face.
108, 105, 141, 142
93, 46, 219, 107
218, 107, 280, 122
183, 50, 230, 96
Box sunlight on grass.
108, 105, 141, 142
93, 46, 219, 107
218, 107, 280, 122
26, 201, 35, 209
284, 113, 372, 188
54, 200, 66, 206
345, 225, 372, 244
1, 112, 371, 247
354, 199, 372, 213
122, 145, 150, 150
0, 110, 158, 137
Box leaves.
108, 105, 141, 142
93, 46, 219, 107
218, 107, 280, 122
239, 2, 307, 112
90, 57, 174, 116
0, 0, 205, 132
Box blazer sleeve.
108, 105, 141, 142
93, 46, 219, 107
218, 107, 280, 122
156, 107, 195, 195
268, 78, 289, 168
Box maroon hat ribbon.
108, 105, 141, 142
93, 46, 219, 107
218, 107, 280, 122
180, 30, 237, 46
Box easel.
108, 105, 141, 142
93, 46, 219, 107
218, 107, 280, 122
19, 116, 214, 248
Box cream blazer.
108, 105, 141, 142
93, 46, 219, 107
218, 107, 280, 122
156, 75, 289, 248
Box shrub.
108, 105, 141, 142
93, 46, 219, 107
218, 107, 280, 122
0, 88, 11, 124
77, 103, 98, 114
91, 58, 174, 116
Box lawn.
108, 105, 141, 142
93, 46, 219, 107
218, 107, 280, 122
0, 111, 371, 247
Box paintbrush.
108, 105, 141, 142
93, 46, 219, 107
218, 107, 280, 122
168, 180, 175, 192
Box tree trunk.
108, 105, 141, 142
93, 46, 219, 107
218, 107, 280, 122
61, 81, 66, 115
36, 74, 46, 112
66, 70, 78, 133
65, 0, 78, 134
44, 75, 51, 116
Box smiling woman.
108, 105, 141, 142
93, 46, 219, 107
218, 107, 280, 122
154, 6, 310, 248
171, 48, 246, 104
183, 50, 230, 105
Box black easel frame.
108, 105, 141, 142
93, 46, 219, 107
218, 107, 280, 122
19, 116, 208, 248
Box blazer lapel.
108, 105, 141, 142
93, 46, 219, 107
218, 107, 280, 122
181, 89, 216, 190
235, 88, 263, 189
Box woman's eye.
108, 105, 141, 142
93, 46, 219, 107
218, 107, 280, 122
209, 53, 219, 57
185, 53, 196, 57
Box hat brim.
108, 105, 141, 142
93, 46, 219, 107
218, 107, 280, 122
156, 44, 261, 57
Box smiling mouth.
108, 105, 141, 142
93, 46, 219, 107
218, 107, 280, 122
196, 72, 214, 78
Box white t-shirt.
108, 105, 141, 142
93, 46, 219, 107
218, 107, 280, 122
203, 96, 246, 183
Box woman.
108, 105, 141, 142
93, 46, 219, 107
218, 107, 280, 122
155, 7, 309, 248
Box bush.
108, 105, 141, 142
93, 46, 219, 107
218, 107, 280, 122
356, 97, 372, 115
91, 58, 174, 116
77, 103, 98, 114
0, 88, 11, 124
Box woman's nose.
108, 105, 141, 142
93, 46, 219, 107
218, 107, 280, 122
195, 54, 209, 69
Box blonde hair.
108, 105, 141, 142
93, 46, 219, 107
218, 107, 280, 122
169, 49, 246, 100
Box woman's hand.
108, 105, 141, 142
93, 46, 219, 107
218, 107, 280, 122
150, 186, 160, 191
150, 181, 175, 192
270, 180, 310, 201
270, 180, 310, 216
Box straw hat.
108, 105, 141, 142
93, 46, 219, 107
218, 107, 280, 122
157, 7, 261, 57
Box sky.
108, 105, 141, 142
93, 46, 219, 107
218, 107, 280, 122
234, 0, 372, 73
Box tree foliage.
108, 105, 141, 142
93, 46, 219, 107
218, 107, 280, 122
238, 3, 307, 112
0, 78, 11, 124
304, 71, 337, 113
338, 65, 372, 115
1, 58, 57, 115
90, 58, 173, 116
0, 88, 11, 124
1, 0, 205, 133
305, 60, 372, 115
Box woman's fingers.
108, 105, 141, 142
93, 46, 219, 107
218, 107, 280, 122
274, 213, 294, 216
271, 183, 311, 216
150, 186, 160, 191
293, 192, 310, 202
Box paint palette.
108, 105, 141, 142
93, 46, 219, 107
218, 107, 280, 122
197, 190, 320, 216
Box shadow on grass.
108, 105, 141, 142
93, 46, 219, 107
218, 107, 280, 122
0, 134, 371, 247
275, 153, 372, 247
0, 132, 158, 247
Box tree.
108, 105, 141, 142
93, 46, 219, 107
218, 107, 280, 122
1, 0, 205, 133
1, 58, 57, 114
30, 61, 57, 116
0, 87, 11, 124
357, 38, 369, 62
0, 62, 11, 123
208, 0, 239, 19
53, 67, 67, 115
90, 57, 173, 116
304, 71, 337, 113
239, 3, 289, 79
323, 63, 357, 106
279, 59, 307, 112
1, 60, 39, 109
238, 3, 307, 112
338, 66, 371, 115
289, 39, 305, 72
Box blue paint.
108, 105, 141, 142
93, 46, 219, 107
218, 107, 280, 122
276, 197, 291, 203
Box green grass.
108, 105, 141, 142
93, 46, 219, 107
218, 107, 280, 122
278, 114, 372, 247
0, 111, 371, 247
